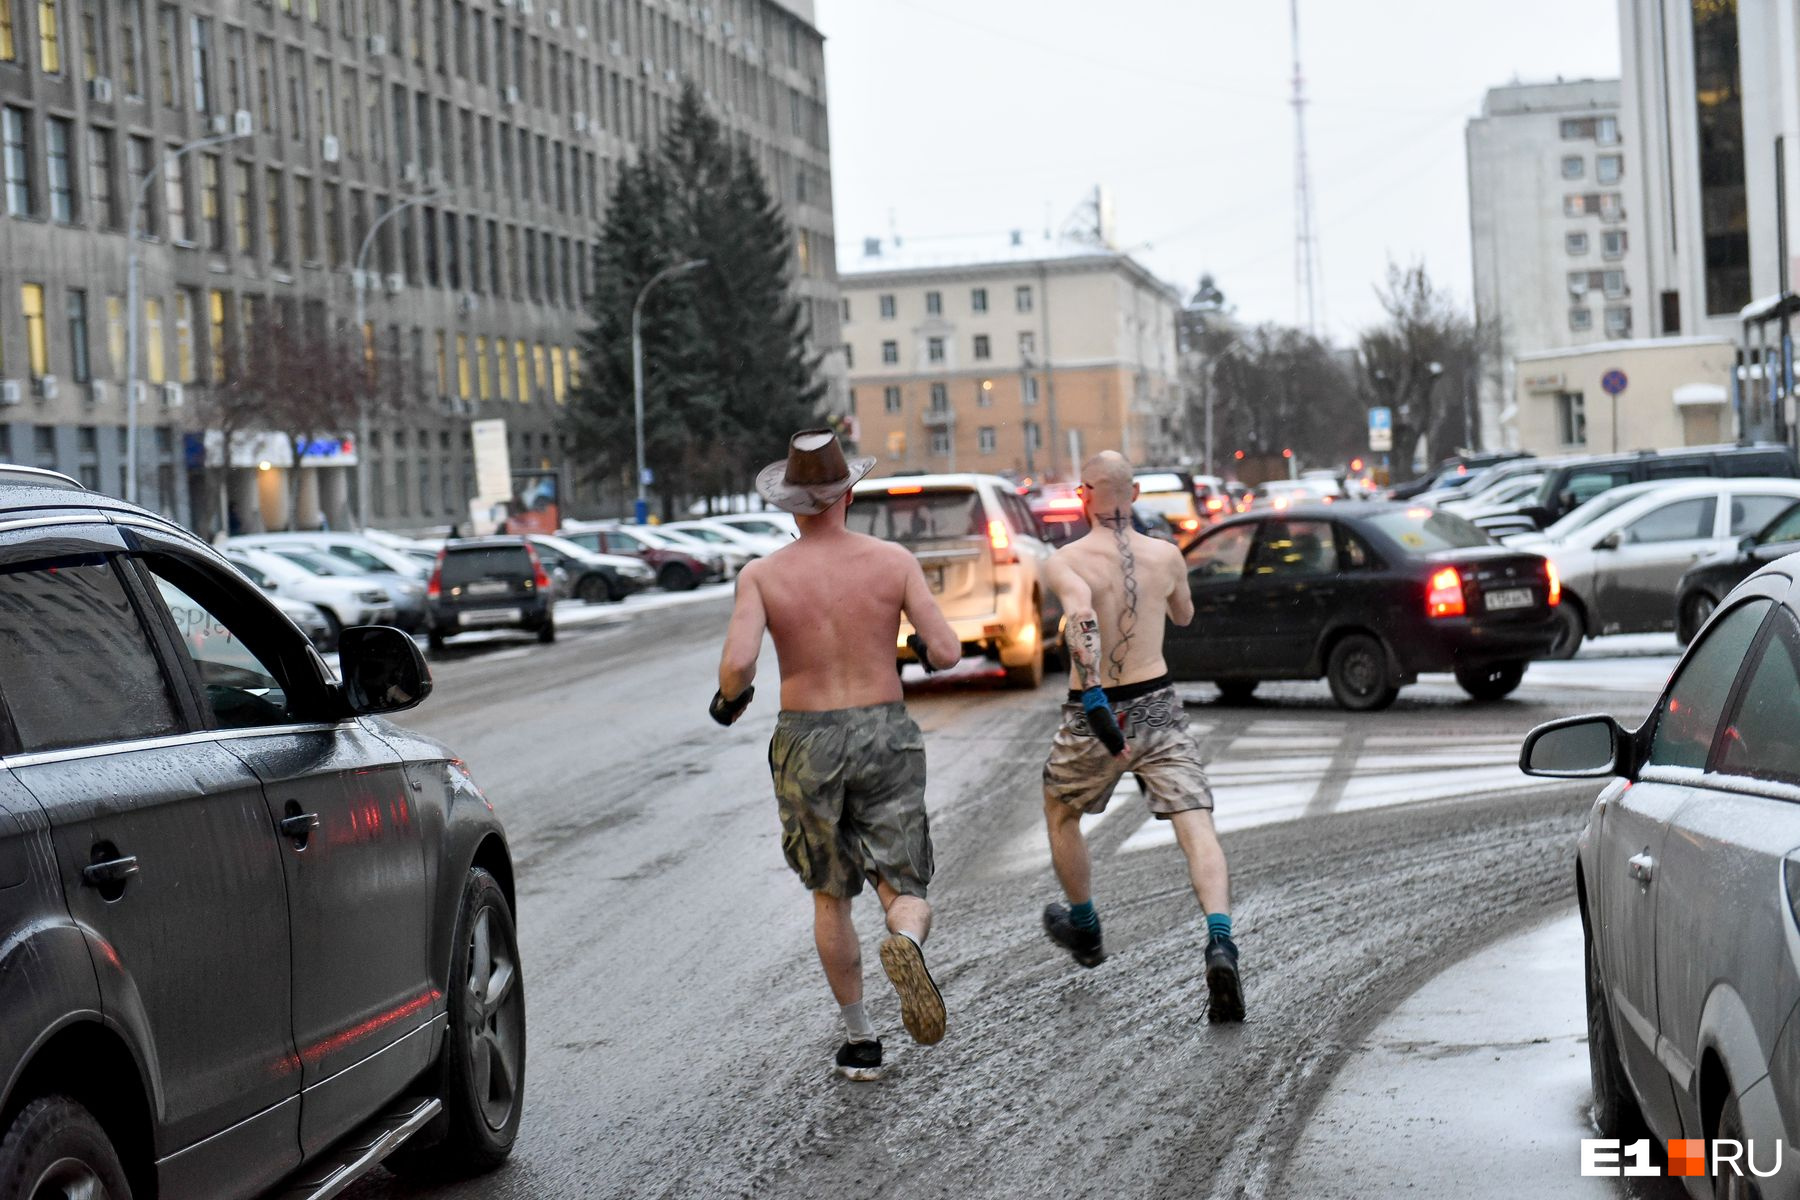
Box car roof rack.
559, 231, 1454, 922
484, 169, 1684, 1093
0, 463, 85, 491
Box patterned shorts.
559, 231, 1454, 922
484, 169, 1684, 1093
769, 701, 934, 900
1043, 684, 1214, 818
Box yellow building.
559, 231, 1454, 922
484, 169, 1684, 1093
838, 236, 1182, 481
1512, 337, 1737, 455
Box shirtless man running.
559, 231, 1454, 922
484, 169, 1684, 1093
1038, 450, 1245, 1022
712, 429, 962, 1080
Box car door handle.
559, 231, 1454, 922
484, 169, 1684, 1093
82, 855, 140, 887
1627, 852, 1655, 883
279, 812, 321, 839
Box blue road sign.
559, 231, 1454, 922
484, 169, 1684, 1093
1368, 406, 1393, 452
1601, 369, 1628, 396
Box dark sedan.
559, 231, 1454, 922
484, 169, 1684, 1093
1169, 503, 1562, 709
1675, 499, 1800, 642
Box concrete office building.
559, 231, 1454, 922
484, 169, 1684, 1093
1467, 79, 1638, 451
839, 234, 1182, 483
0, 0, 837, 532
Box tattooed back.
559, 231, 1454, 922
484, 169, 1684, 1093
1050, 524, 1194, 689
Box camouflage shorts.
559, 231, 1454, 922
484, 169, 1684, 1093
1043, 683, 1214, 818
769, 701, 934, 900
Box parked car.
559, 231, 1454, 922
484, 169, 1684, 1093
650, 525, 752, 577
271, 592, 337, 651
1520, 559, 1800, 1194
234, 532, 430, 580
236, 541, 429, 633
1191, 474, 1231, 523
0, 468, 524, 1199
850, 473, 1064, 687
1024, 484, 1183, 548
1389, 450, 1535, 500
524, 533, 654, 602
224, 546, 398, 636
1249, 479, 1335, 511
1171, 503, 1561, 709
661, 518, 789, 559
708, 511, 799, 541
1132, 469, 1206, 547
1537, 478, 1800, 657
1437, 471, 1546, 516
425, 537, 557, 648
1676, 499, 1800, 642
559, 525, 724, 592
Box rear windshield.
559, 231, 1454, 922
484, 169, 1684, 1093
1362, 508, 1491, 553
848, 489, 983, 542
1134, 473, 1187, 495
1136, 492, 1197, 516
441, 547, 533, 583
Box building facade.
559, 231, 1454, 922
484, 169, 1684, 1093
840, 236, 1182, 483
1466, 79, 1637, 451
1512, 336, 1736, 455
0, 0, 837, 532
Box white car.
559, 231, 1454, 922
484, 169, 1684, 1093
660, 519, 788, 559
224, 546, 398, 635
708, 511, 798, 541
647, 526, 750, 578
233, 531, 430, 581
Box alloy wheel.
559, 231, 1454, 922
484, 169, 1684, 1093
29, 1159, 112, 1200
465, 905, 525, 1132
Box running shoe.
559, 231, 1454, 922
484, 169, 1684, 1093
879, 934, 947, 1045
835, 1038, 884, 1081
1042, 902, 1107, 968
1204, 932, 1245, 1023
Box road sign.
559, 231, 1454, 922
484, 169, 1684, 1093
1601, 369, 1628, 396
1368, 406, 1393, 452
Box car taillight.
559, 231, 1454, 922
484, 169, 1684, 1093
1426, 567, 1466, 618
526, 545, 551, 591
1545, 560, 1562, 607
1205, 497, 1225, 512
426, 549, 445, 599
988, 518, 1016, 564
1178, 516, 1200, 531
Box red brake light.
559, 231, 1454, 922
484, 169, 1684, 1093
988, 518, 1016, 564
1205, 497, 1225, 512
1426, 567, 1465, 618
426, 549, 445, 599
888, 485, 924, 495
1545, 560, 1562, 607
1047, 496, 1083, 511
1178, 517, 1200, 531
526, 545, 551, 591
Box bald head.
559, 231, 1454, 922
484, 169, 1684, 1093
1080, 451, 1138, 519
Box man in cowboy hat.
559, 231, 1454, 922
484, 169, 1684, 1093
712, 429, 961, 1081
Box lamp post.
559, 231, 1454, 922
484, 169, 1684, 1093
352, 189, 442, 528
631, 258, 707, 524
125, 125, 249, 505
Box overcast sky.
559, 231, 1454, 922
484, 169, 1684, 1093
813, 0, 1620, 343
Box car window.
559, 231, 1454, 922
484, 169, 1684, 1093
1339, 528, 1375, 570
1757, 502, 1800, 545
145, 567, 295, 730
329, 545, 391, 573
1716, 610, 1800, 784
1719, 451, 1796, 478
1186, 523, 1254, 580
441, 547, 534, 584
0, 555, 183, 752
1556, 468, 1635, 507
1250, 520, 1338, 578
1006, 494, 1041, 538
1729, 494, 1797, 537
1622, 497, 1716, 544
1646, 598, 1770, 770
1363, 507, 1489, 552
846, 489, 983, 542
1644, 458, 1710, 480
233, 558, 272, 588
605, 531, 648, 554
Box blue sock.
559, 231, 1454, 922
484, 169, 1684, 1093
1069, 899, 1099, 931
1207, 913, 1233, 941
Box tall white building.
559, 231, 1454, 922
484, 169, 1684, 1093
1467, 79, 1636, 450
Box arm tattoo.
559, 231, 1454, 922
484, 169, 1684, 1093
1070, 614, 1102, 689
1097, 509, 1138, 683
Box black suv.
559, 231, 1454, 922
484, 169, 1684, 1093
1482, 442, 1799, 534
426, 537, 556, 649
0, 469, 524, 1198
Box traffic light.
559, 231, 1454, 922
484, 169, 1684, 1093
1234, 450, 1245, 460
1281, 448, 1293, 459
1350, 457, 1364, 472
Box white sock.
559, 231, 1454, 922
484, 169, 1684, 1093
841, 1000, 876, 1043
895, 929, 923, 949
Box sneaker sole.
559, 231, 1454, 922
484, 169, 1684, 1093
879, 935, 947, 1046
836, 1064, 884, 1082
1206, 960, 1246, 1023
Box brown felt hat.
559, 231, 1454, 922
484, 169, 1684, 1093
754, 429, 877, 515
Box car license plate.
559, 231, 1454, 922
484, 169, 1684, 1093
925, 566, 945, 593
460, 607, 521, 626
465, 581, 509, 597
1485, 587, 1534, 612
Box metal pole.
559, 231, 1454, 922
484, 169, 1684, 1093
124, 127, 248, 506
631, 258, 707, 524
1777, 135, 1793, 446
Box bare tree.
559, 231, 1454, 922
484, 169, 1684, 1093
1357, 262, 1482, 478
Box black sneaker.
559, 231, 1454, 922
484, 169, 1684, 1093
1204, 933, 1245, 1023
835, 1038, 884, 1081
1042, 903, 1106, 968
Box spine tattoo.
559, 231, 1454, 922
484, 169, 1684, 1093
1098, 509, 1137, 683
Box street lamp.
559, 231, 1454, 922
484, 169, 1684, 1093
352, 189, 443, 528
632, 258, 707, 524
125, 124, 250, 506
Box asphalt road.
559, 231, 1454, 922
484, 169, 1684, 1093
342, 598, 1669, 1200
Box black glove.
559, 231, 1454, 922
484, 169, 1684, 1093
709, 686, 754, 726
907, 633, 942, 674
1080, 686, 1128, 757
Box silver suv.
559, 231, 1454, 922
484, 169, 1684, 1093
849, 473, 1062, 687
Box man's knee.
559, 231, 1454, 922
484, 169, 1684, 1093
1043, 795, 1082, 827
1168, 807, 1223, 850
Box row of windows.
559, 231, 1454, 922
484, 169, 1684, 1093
848, 285, 1034, 324
852, 376, 1041, 416
880, 424, 1036, 461
1564, 191, 1625, 221
1568, 305, 1632, 336
1559, 114, 1619, 145
1568, 268, 1628, 299
1560, 153, 1623, 184
859, 330, 1039, 369
1566, 229, 1627, 259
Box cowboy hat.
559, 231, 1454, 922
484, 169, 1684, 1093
755, 429, 877, 515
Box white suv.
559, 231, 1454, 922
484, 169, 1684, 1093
849, 474, 1063, 687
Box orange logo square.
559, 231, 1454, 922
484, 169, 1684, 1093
1667, 1139, 1707, 1177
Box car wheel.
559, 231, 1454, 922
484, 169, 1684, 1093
658, 563, 696, 592
1678, 590, 1716, 647
1215, 680, 1259, 704
1453, 660, 1525, 702
576, 575, 609, 604
1716, 1091, 1759, 1200
427, 628, 447, 651
1585, 920, 1645, 1140
1547, 599, 1586, 660
385, 868, 526, 1180
1326, 633, 1398, 712
1003, 604, 1047, 689
0, 1095, 133, 1200
536, 619, 556, 644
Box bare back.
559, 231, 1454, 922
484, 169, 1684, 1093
1050, 525, 1191, 689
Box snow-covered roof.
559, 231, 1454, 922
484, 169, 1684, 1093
839, 232, 1178, 300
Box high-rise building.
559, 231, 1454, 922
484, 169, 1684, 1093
0, 0, 837, 531
1466, 79, 1636, 450
840, 234, 1181, 481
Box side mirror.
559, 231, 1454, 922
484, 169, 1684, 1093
338, 625, 434, 715
1596, 530, 1624, 551
1520, 714, 1629, 778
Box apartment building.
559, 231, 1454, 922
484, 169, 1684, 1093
0, 0, 836, 531
840, 234, 1182, 483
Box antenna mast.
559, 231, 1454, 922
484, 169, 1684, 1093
1290, 0, 1320, 335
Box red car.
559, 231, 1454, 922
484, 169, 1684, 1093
559, 525, 724, 591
